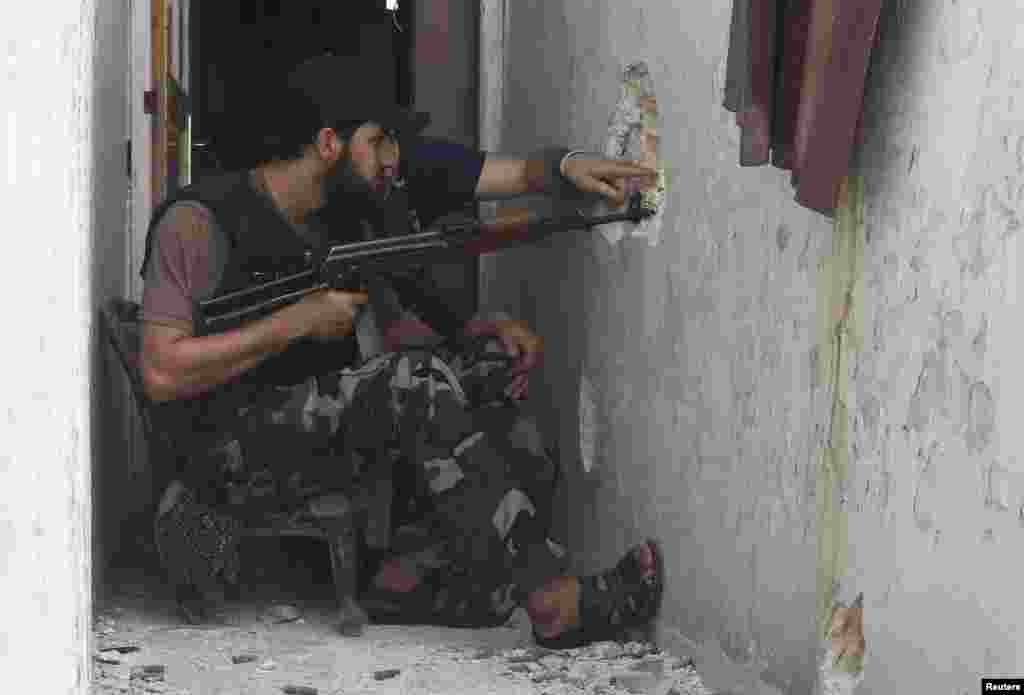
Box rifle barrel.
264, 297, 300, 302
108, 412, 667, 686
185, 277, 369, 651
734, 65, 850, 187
196, 195, 655, 334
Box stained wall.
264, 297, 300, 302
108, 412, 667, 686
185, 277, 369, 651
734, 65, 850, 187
482, 1, 1024, 691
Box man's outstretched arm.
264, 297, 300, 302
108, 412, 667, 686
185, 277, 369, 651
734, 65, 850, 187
474, 149, 657, 205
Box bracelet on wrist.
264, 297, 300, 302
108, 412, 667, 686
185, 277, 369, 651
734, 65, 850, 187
558, 149, 591, 177
537, 146, 590, 198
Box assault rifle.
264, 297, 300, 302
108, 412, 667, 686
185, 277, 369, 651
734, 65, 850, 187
194, 193, 655, 337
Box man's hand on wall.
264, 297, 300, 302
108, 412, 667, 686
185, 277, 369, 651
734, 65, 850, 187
464, 317, 542, 400
560, 156, 658, 208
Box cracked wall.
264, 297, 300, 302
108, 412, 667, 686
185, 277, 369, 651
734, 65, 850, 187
484, 0, 1024, 692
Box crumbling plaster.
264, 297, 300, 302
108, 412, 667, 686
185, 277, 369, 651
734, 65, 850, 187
482, 0, 1024, 691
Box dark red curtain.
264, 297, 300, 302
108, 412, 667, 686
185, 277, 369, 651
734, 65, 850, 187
724, 0, 884, 217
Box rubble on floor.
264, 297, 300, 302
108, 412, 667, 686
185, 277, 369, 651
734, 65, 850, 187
460, 640, 711, 695
90, 601, 713, 695
91, 549, 714, 695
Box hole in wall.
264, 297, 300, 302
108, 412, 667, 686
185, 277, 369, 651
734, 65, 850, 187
598, 61, 667, 247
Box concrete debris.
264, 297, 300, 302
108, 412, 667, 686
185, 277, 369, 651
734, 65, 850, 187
610, 670, 673, 695
479, 640, 712, 695
629, 658, 666, 675
130, 665, 166, 682
100, 645, 141, 655
91, 587, 715, 695
507, 646, 557, 663
264, 604, 302, 623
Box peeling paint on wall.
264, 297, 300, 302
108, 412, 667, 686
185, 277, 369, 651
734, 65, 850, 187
488, 0, 1024, 687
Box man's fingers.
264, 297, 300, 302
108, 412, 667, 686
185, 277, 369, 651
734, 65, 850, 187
505, 373, 528, 400
589, 160, 658, 179
508, 351, 533, 375
579, 177, 625, 205
513, 343, 541, 376
328, 290, 369, 305
502, 335, 521, 357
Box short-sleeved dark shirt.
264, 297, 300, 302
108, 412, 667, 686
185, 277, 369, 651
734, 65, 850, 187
401, 136, 487, 229
141, 135, 487, 329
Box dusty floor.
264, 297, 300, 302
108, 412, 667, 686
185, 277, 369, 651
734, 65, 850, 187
89, 538, 712, 695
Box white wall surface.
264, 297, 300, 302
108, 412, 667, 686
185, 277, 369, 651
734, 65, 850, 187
0, 0, 99, 691
482, 0, 1024, 691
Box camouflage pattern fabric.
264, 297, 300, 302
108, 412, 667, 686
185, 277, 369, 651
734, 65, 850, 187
153, 340, 570, 624
154, 482, 243, 598
334, 343, 570, 622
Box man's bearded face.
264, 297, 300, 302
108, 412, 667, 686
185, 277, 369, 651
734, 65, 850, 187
322, 151, 376, 206
321, 123, 398, 211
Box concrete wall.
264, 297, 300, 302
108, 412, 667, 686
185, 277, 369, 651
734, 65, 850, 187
0, 0, 117, 689
482, 1, 1024, 691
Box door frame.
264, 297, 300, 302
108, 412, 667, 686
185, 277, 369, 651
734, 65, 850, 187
128, 0, 191, 301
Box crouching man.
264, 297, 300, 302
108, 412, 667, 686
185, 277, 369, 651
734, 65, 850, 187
139, 54, 664, 648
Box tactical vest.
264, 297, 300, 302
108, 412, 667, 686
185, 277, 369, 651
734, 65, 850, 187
139, 171, 358, 467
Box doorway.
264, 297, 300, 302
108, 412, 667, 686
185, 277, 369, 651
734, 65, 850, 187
98, 0, 483, 631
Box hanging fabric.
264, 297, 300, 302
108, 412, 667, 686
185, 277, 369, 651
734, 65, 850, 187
723, 0, 885, 217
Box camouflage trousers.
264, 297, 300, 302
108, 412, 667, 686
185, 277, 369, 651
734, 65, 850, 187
333, 345, 572, 604
155, 342, 571, 621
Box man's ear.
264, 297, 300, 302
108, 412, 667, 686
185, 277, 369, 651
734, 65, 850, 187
314, 127, 344, 163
